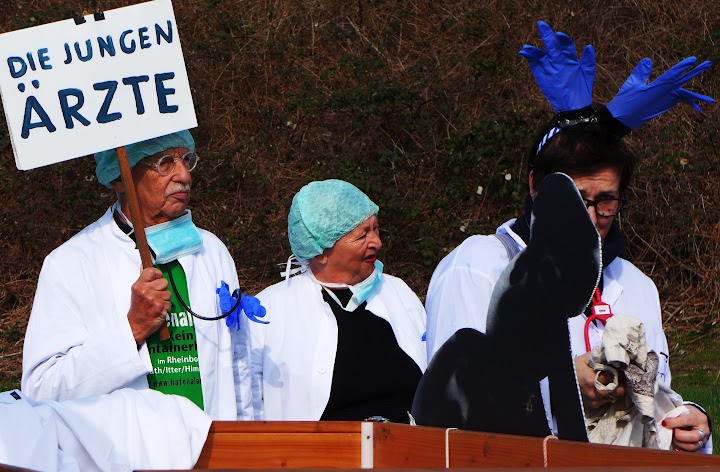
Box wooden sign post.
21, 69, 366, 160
116, 145, 170, 339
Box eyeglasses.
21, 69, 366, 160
582, 197, 627, 217
139, 152, 199, 175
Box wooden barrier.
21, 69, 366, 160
193, 421, 720, 469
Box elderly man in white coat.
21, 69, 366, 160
244, 179, 427, 422
22, 131, 252, 420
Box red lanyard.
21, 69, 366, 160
584, 286, 613, 352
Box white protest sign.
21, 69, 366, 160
0, 0, 197, 170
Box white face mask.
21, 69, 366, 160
144, 210, 203, 264
314, 260, 384, 312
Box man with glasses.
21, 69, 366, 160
21, 130, 253, 421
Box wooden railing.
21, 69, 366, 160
192, 421, 720, 469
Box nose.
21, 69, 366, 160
173, 157, 192, 183
588, 206, 612, 239
586, 205, 600, 230
368, 229, 382, 250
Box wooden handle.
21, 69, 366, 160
116, 146, 170, 341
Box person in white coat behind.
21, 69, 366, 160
244, 179, 427, 422
425, 21, 713, 451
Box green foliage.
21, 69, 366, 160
0, 377, 20, 392
667, 328, 720, 452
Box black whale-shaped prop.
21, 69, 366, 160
412, 172, 602, 441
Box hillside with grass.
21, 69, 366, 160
0, 0, 718, 450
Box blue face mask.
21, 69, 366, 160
349, 260, 383, 307
316, 260, 383, 312
144, 211, 203, 264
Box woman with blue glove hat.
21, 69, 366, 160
242, 179, 427, 422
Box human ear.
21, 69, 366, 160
110, 178, 125, 194
308, 252, 329, 278
529, 170, 538, 198
313, 252, 329, 267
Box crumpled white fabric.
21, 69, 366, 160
584, 314, 684, 449
0, 388, 211, 471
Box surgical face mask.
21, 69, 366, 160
144, 210, 203, 264
316, 260, 384, 312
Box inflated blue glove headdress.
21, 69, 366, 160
522, 21, 714, 156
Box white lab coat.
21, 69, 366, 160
426, 219, 670, 378
0, 388, 210, 472
22, 207, 250, 421
245, 270, 427, 420
426, 220, 674, 430
427, 219, 712, 453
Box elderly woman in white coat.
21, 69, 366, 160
243, 179, 427, 422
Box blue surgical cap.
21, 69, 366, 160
288, 179, 379, 260
93, 130, 195, 187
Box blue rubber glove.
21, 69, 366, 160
607, 56, 714, 130
519, 21, 595, 112
217, 281, 238, 313
240, 294, 268, 325
217, 281, 269, 331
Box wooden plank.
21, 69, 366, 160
194, 421, 720, 470
546, 439, 720, 467
178, 468, 720, 472
371, 423, 447, 468
207, 421, 362, 434
448, 429, 546, 468
196, 422, 362, 469
0, 465, 36, 472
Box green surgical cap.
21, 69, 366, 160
288, 179, 379, 260
93, 130, 195, 187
